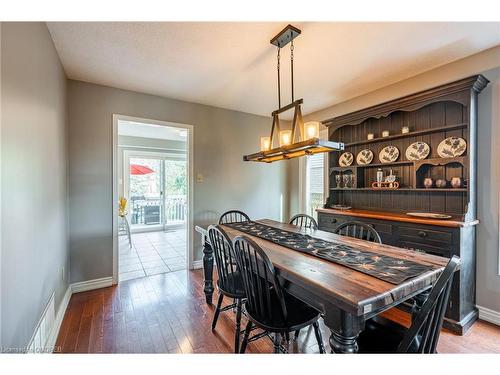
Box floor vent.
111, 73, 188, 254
26, 293, 55, 353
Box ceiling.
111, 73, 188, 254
118, 119, 187, 141
47, 22, 500, 118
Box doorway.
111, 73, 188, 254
112, 115, 194, 284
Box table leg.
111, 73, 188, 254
324, 309, 362, 354
202, 238, 214, 305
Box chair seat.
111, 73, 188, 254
358, 316, 420, 353
217, 272, 246, 299
246, 290, 321, 332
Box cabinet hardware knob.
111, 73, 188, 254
418, 231, 428, 238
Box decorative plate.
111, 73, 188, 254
405, 142, 430, 161
331, 204, 352, 210
356, 149, 374, 165
379, 146, 399, 163
437, 137, 467, 158
406, 212, 452, 219
339, 152, 354, 167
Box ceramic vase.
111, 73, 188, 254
423, 178, 433, 189
451, 177, 462, 188
436, 179, 448, 188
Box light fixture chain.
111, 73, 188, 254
277, 47, 281, 109
290, 40, 294, 102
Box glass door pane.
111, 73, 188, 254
164, 159, 187, 227
128, 157, 163, 230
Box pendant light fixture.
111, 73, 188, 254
243, 25, 344, 163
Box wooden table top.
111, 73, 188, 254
316, 207, 478, 228
220, 219, 449, 317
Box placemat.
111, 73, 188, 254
225, 221, 433, 284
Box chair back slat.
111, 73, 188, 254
289, 214, 318, 230
397, 256, 460, 353
208, 225, 239, 293
219, 210, 251, 225
334, 221, 382, 243
233, 235, 287, 324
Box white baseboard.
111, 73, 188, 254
29, 277, 114, 353
191, 260, 203, 269
26, 293, 55, 353
71, 276, 113, 294
46, 287, 72, 351
477, 305, 500, 326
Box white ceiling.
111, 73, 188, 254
47, 22, 500, 118
118, 119, 187, 141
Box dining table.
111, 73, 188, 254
195, 219, 449, 353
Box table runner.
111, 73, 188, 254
225, 221, 434, 284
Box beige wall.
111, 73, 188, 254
1, 23, 69, 348
288, 45, 500, 314
68, 80, 288, 283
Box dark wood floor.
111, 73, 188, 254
55, 269, 500, 353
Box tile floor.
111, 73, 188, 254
119, 227, 187, 282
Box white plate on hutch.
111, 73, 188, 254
437, 137, 467, 158
405, 142, 430, 161
339, 152, 354, 167
406, 212, 452, 219
379, 146, 399, 163
356, 149, 374, 165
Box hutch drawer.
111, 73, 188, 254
398, 225, 454, 245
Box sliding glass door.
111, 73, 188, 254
124, 151, 186, 232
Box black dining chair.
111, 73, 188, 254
208, 225, 246, 353
357, 256, 460, 353
289, 214, 318, 230
334, 220, 382, 243
219, 210, 251, 225
233, 235, 325, 354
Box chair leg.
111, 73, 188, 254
240, 321, 252, 353
234, 299, 243, 353
124, 217, 132, 248
312, 321, 325, 354
211, 293, 224, 330
294, 329, 300, 340
273, 333, 281, 354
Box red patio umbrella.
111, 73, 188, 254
130, 164, 155, 175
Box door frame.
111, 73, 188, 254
112, 114, 194, 285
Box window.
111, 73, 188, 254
299, 129, 328, 220
305, 153, 325, 219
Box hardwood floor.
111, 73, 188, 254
55, 270, 500, 354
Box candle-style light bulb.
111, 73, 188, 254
279, 130, 292, 146
260, 136, 271, 151
304, 121, 320, 140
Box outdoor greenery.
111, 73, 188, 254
129, 158, 186, 198
165, 160, 187, 196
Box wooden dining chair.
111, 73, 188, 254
289, 214, 318, 230
219, 210, 251, 225
334, 220, 382, 243
233, 235, 325, 354
208, 225, 246, 353
357, 256, 460, 353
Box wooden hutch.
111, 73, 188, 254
318, 75, 489, 334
